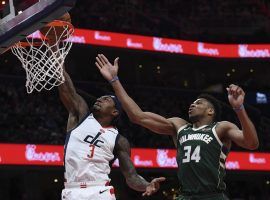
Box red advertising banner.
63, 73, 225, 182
29, 29, 270, 58
0, 144, 63, 166
0, 144, 269, 171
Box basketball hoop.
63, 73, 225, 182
11, 20, 74, 93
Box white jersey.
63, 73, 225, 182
64, 113, 119, 183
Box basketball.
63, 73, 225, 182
39, 12, 73, 44
58, 12, 72, 24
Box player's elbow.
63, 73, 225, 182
245, 140, 259, 150
250, 141, 259, 150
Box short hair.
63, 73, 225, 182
197, 94, 221, 121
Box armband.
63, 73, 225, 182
109, 76, 119, 84
233, 104, 244, 112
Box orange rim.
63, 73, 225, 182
12, 20, 74, 48
46, 20, 74, 30
17, 41, 44, 47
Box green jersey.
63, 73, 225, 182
176, 123, 229, 195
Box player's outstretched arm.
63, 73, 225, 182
95, 54, 186, 135
115, 135, 165, 196
221, 84, 259, 150
58, 69, 89, 131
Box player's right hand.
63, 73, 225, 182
226, 84, 245, 110
95, 54, 119, 82
142, 177, 166, 196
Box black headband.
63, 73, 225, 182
108, 95, 123, 115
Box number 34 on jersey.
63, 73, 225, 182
182, 145, 201, 163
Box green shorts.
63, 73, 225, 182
176, 193, 229, 200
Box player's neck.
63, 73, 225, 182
94, 115, 112, 127
192, 118, 213, 129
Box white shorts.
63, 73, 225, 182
62, 181, 116, 200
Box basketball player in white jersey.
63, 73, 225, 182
58, 68, 165, 200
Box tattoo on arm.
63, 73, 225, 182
115, 135, 149, 191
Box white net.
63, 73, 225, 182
11, 21, 74, 93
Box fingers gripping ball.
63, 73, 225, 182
39, 13, 72, 44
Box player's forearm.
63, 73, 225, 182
126, 174, 150, 192
58, 70, 80, 114
235, 108, 259, 149
59, 70, 77, 95
110, 80, 144, 123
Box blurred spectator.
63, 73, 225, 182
70, 0, 270, 43
0, 76, 268, 151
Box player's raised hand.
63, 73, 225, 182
95, 54, 119, 82
226, 84, 245, 110
142, 177, 166, 196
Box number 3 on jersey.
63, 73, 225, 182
84, 132, 104, 159
182, 145, 201, 163
87, 144, 95, 159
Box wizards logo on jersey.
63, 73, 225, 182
84, 132, 104, 147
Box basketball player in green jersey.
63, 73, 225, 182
95, 54, 259, 200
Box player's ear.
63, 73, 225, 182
208, 107, 214, 117
112, 109, 119, 117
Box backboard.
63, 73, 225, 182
0, 0, 76, 54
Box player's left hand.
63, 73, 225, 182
226, 84, 245, 109
142, 177, 166, 196
95, 54, 119, 82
